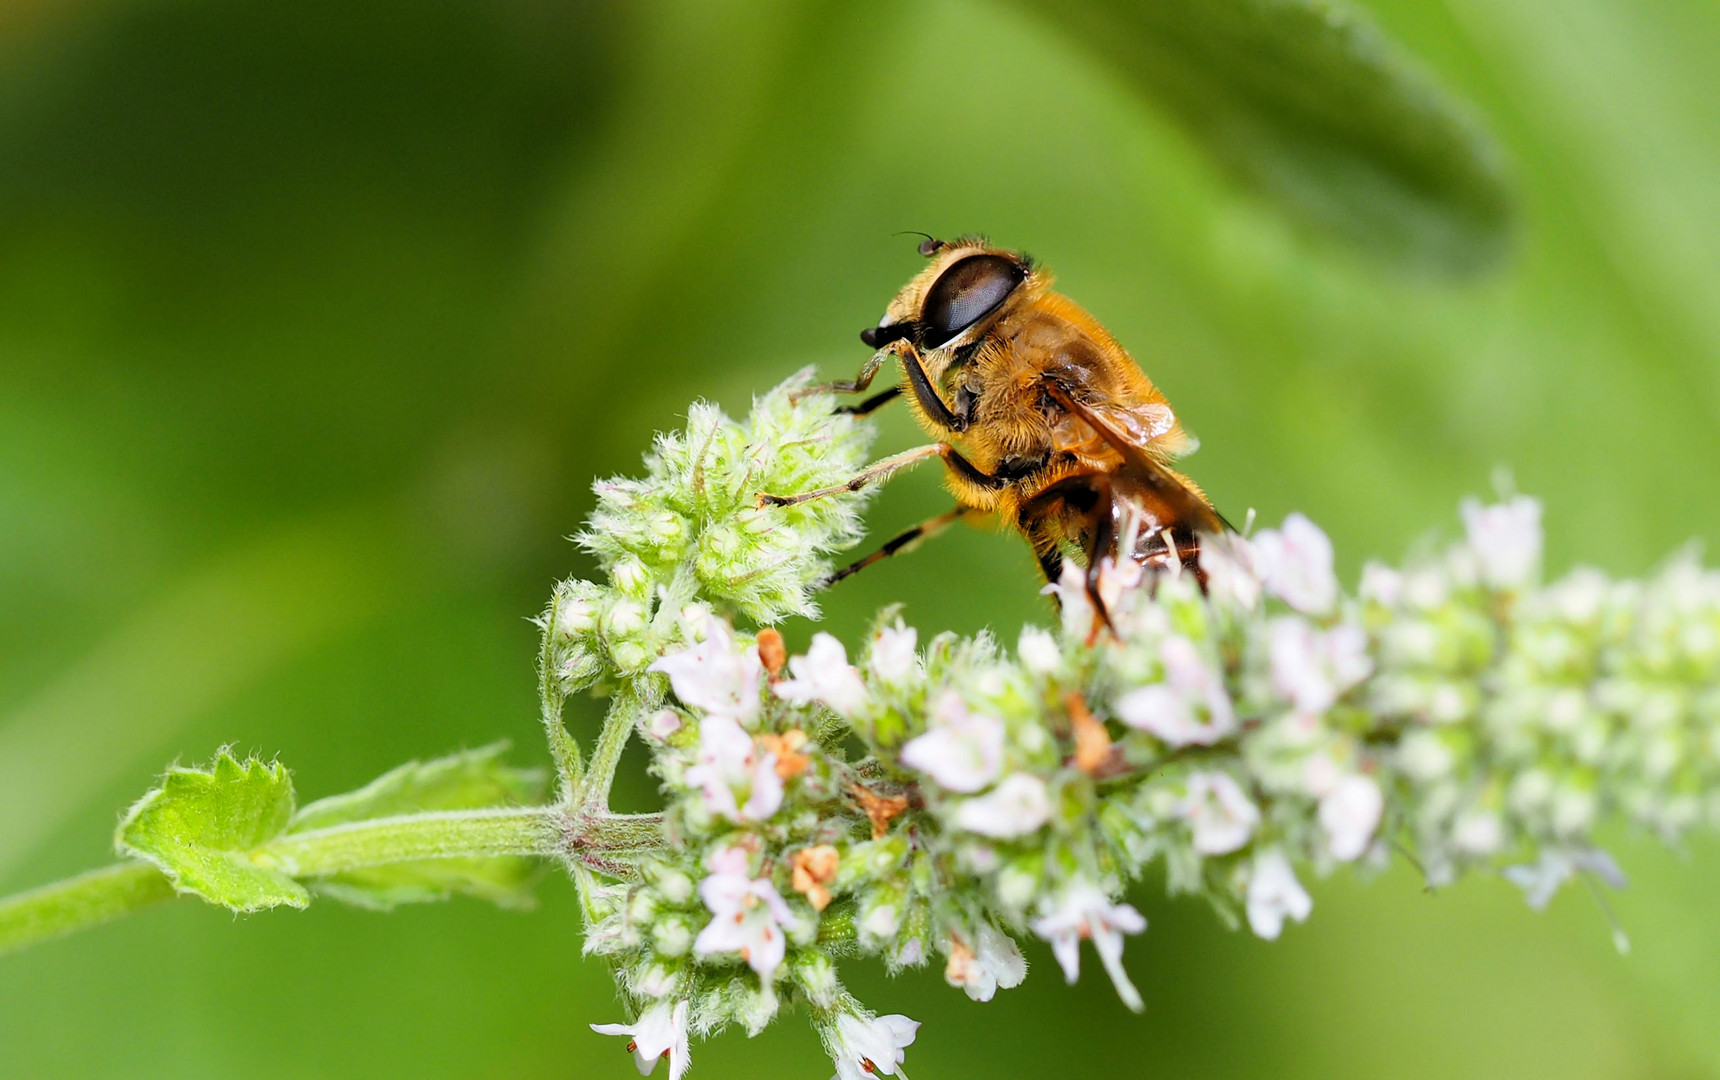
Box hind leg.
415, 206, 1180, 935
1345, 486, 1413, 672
823, 505, 975, 586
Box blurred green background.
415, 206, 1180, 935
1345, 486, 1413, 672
3, 0, 1719, 1075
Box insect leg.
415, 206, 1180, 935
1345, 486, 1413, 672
896, 341, 969, 432
757, 443, 943, 507
1081, 477, 1120, 640
758, 443, 1005, 508
1021, 520, 1064, 585
822, 505, 973, 587
837, 386, 902, 417
790, 351, 890, 403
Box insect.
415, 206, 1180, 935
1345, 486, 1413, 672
760, 235, 1228, 628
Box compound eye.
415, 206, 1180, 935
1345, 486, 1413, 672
920, 254, 1024, 348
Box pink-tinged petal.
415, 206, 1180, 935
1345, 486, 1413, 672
1319, 774, 1383, 862
745, 917, 786, 979
1461, 496, 1542, 590
740, 756, 784, 820
1246, 849, 1312, 940
754, 879, 795, 925
899, 696, 1005, 793
693, 914, 748, 958
877, 1014, 920, 1047
697, 872, 750, 916
869, 625, 919, 684
951, 773, 1053, 838
705, 844, 751, 877
1254, 513, 1338, 615
774, 633, 870, 716
1090, 923, 1144, 1012
1104, 901, 1147, 935
1182, 771, 1260, 855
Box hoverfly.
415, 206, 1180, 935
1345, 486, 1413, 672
760, 235, 1228, 628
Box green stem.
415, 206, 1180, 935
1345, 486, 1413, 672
0, 803, 668, 959
258, 806, 559, 877
580, 681, 660, 813
539, 594, 583, 802
0, 862, 175, 957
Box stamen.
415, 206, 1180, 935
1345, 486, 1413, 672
1579, 870, 1631, 954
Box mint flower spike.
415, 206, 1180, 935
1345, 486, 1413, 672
545, 372, 1720, 1075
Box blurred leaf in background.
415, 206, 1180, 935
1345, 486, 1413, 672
1, 0, 1718, 1076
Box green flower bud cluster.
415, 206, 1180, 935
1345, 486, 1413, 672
543, 370, 873, 693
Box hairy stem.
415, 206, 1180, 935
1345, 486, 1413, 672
0, 862, 175, 956
580, 681, 660, 814
259, 806, 562, 876
539, 593, 583, 802
0, 804, 668, 958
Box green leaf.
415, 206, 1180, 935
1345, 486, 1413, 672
115, 752, 308, 912
289, 742, 542, 828
288, 744, 547, 911
1018, 0, 1514, 273
303, 857, 544, 913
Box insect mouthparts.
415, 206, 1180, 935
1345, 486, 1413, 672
860, 323, 913, 349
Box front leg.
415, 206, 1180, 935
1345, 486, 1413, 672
789, 350, 891, 404
893, 339, 970, 433
757, 442, 1007, 508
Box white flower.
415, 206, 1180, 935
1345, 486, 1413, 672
1318, 774, 1383, 861
684, 713, 783, 822
1502, 847, 1625, 911
1017, 625, 1063, 676
1359, 562, 1402, 606
1246, 849, 1312, 940
1269, 617, 1372, 714
1181, 771, 1260, 855
1252, 513, 1338, 615
650, 621, 763, 724
1030, 882, 1148, 1010
774, 633, 870, 717
945, 921, 1028, 1002
1452, 809, 1504, 855
868, 625, 919, 685
1044, 561, 1095, 639
828, 1012, 919, 1080
591, 999, 690, 1080
1198, 532, 1262, 611
951, 773, 1054, 838
694, 847, 796, 980
899, 693, 1005, 793
1461, 495, 1542, 590
1095, 554, 1145, 617
1115, 635, 1237, 745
